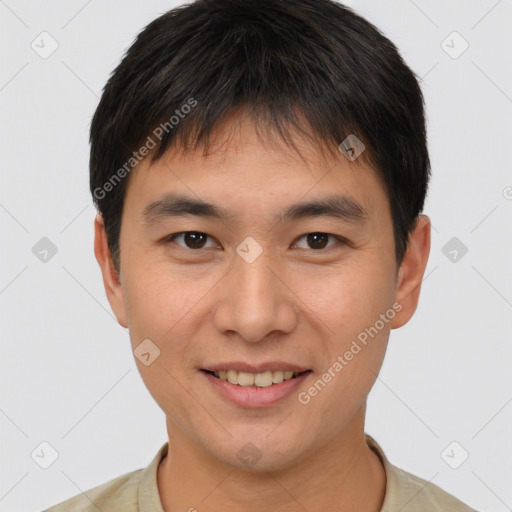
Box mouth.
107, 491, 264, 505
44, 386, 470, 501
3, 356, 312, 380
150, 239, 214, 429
200, 368, 313, 408
201, 369, 312, 388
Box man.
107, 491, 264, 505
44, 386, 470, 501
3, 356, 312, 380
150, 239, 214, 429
45, 0, 478, 510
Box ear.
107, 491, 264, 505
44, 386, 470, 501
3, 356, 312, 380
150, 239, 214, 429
93, 214, 128, 328
391, 215, 431, 329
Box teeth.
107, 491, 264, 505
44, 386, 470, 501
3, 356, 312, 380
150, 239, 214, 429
238, 372, 255, 386
272, 370, 284, 383
227, 369, 239, 385
254, 371, 273, 387
212, 369, 303, 387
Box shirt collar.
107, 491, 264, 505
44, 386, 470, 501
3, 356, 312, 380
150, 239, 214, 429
138, 441, 168, 512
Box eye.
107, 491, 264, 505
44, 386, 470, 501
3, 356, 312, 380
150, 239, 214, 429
294, 232, 343, 250
165, 232, 219, 250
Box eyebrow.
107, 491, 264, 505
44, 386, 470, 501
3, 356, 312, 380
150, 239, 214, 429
142, 193, 369, 226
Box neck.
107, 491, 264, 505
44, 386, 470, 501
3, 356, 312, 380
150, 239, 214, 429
157, 406, 386, 512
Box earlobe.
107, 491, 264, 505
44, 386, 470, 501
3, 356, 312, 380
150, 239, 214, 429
93, 214, 128, 328
391, 215, 431, 329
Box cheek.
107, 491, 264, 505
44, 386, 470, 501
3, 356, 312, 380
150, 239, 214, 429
122, 255, 202, 339
295, 259, 397, 339
298, 326, 390, 434
121, 256, 218, 394
293, 259, 394, 405
122, 265, 200, 421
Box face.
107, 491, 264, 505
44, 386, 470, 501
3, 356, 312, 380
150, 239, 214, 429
95, 112, 430, 472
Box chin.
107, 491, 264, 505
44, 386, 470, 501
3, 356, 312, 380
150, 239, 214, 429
220, 433, 308, 473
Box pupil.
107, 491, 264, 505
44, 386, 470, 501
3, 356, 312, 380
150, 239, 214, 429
308, 233, 328, 249
185, 232, 206, 249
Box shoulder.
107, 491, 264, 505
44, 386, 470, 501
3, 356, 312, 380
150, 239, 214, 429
42, 442, 168, 512
387, 463, 478, 511
365, 435, 478, 512
42, 468, 143, 512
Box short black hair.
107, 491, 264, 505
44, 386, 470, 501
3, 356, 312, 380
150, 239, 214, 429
90, 0, 431, 273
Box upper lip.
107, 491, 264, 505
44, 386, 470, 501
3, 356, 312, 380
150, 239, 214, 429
202, 362, 311, 373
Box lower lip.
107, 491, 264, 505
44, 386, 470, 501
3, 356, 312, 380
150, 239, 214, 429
201, 370, 312, 408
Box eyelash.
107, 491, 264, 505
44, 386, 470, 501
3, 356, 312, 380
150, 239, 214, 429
164, 232, 347, 251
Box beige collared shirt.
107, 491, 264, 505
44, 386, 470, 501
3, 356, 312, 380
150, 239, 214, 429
43, 435, 477, 511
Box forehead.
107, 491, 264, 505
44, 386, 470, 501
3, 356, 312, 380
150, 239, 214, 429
123, 113, 389, 224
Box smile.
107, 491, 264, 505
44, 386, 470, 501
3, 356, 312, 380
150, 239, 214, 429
200, 369, 313, 408
203, 369, 310, 388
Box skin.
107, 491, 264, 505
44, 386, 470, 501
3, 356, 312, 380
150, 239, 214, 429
94, 111, 431, 511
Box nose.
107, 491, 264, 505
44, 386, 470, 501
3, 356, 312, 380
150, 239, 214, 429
212, 250, 298, 343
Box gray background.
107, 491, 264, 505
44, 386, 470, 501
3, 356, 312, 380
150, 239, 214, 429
1, 0, 511, 510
